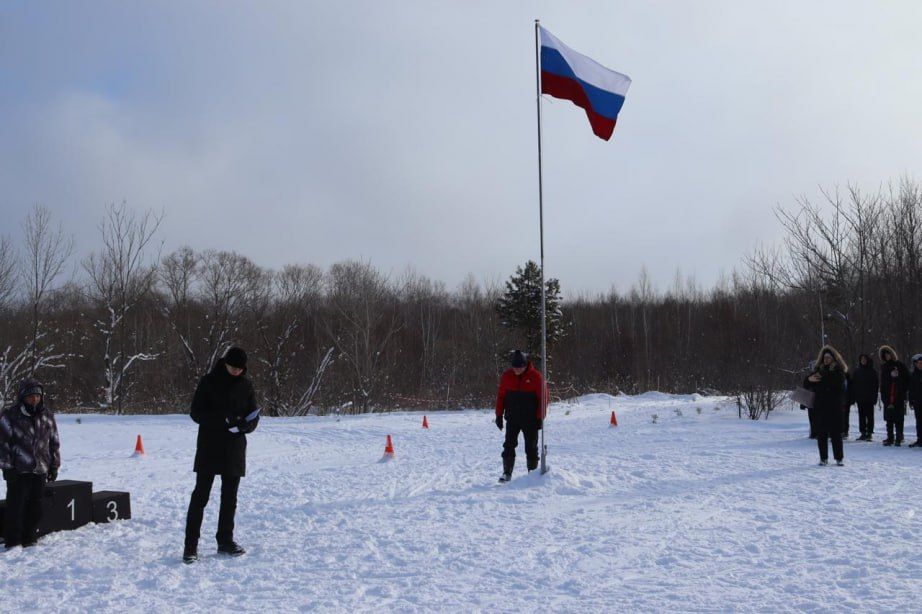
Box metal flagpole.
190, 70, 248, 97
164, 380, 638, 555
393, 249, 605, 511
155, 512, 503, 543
535, 19, 548, 475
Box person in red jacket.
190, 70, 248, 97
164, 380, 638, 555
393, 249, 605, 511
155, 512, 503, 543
495, 350, 546, 482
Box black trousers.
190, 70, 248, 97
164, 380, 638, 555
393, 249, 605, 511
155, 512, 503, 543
886, 414, 905, 441
4, 473, 45, 547
502, 421, 539, 472
185, 472, 240, 548
841, 406, 850, 436
915, 405, 922, 441
857, 403, 875, 436
817, 431, 844, 462
807, 407, 818, 437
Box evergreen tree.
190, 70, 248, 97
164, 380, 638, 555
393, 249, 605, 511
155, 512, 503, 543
496, 260, 564, 359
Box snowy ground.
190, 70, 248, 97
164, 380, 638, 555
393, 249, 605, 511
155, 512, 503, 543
4, 393, 922, 612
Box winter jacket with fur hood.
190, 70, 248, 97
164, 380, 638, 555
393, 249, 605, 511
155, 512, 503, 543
803, 346, 848, 426
0, 378, 61, 475
879, 345, 909, 408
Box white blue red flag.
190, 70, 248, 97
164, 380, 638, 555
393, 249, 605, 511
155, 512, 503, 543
539, 27, 631, 141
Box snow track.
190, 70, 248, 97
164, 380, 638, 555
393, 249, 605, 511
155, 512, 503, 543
4, 395, 922, 612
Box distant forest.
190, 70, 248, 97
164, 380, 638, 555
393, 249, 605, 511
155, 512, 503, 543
1, 178, 920, 414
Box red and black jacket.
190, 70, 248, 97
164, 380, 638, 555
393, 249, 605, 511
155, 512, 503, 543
495, 362, 547, 422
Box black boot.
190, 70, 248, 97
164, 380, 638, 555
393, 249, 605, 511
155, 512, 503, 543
217, 541, 246, 556
883, 438, 893, 446
499, 458, 513, 483
183, 545, 198, 564
910, 441, 922, 448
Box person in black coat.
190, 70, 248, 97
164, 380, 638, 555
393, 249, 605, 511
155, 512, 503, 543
879, 345, 909, 446
908, 354, 922, 447
803, 345, 848, 465
850, 353, 879, 441
183, 347, 259, 563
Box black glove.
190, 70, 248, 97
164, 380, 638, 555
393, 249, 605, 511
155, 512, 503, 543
47, 468, 58, 482
2, 469, 13, 482
536, 419, 543, 431
495, 415, 503, 431
226, 417, 245, 433
239, 416, 259, 434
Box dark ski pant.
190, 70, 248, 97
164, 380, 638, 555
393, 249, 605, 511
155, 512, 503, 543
841, 405, 850, 436
817, 431, 844, 462
185, 472, 240, 548
502, 421, 539, 473
4, 473, 45, 547
915, 405, 922, 442
886, 415, 905, 442
857, 403, 875, 437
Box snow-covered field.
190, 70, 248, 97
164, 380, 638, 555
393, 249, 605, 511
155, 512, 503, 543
4, 393, 922, 612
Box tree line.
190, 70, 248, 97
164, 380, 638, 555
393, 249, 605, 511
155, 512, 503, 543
1, 179, 919, 415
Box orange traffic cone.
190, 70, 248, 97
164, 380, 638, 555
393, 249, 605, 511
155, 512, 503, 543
609, 411, 618, 427
422, 415, 429, 429
132, 434, 145, 457
384, 434, 395, 457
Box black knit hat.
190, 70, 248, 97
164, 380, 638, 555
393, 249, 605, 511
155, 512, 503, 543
18, 378, 43, 399
224, 347, 248, 369
509, 349, 528, 368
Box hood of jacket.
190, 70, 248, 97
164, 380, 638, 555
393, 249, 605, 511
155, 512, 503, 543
210, 358, 248, 378
814, 345, 848, 374
856, 353, 874, 369
879, 345, 899, 362
17, 377, 45, 415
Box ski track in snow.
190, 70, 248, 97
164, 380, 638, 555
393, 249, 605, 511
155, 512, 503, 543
4, 395, 922, 612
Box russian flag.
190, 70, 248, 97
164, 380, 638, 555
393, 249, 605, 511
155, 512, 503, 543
539, 27, 631, 141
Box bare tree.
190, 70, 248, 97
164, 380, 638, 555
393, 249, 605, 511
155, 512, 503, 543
21, 205, 75, 370
252, 263, 333, 416
84, 203, 163, 413
159, 246, 200, 381
0, 235, 17, 312
196, 250, 264, 375
325, 261, 403, 412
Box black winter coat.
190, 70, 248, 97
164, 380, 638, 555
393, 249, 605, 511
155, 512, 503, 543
909, 369, 922, 409
0, 379, 61, 475
190, 359, 259, 477
879, 359, 909, 409
803, 365, 846, 434
849, 363, 879, 406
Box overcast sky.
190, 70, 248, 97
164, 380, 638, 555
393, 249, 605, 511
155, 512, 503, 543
2, 1, 921, 296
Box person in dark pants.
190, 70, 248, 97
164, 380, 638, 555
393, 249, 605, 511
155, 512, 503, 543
879, 345, 909, 446
495, 350, 546, 482
841, 369, 853, 440
908, 354, 922, 447
803, 345, 848, 466
0, 378, 61, 548
183, 347, 259, 564
850, 353, 879, 441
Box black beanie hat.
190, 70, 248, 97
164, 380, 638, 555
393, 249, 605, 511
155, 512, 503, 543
509, 349, 528, 368
224, 347, 248, 369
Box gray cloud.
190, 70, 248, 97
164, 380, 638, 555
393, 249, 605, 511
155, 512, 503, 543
2, 1, 921, 296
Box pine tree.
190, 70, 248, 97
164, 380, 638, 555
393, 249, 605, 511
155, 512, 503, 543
496, 260, 564, 359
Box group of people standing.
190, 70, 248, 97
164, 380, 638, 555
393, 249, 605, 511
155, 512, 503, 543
803, 344, 922, 465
